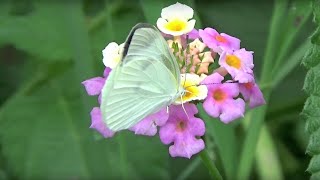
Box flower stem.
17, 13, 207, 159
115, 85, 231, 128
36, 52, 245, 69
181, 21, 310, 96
199, 149, 223, 180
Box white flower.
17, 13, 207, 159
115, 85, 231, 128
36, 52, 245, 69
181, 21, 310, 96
102, 42, 124, 69
157, 2, 196, 36
175, 73, 208, 104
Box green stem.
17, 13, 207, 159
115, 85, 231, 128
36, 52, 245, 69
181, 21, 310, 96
199, 149, 223, 180
255, 126, 283, 180
273, 40, 311, 87
118, 134, 128, 180
237, 1, 288, 179
260, 0, 288, 83
237, 92, 271, 180
271, 7, 312, 77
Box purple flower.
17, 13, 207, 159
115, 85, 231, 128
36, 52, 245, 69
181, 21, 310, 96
82, 67, 111, 103
129, 108, 169, 136
90, 107, 115, 138
219, 48, 254, 83
239, 82, 266, 108
82, 77, 105, 96
186, 29, 199, 39
199, 28, 240, 54
202, 73, 245, 123
159, 103, 205, 158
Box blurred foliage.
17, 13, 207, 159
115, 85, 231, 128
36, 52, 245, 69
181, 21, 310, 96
302, 0, 320, 179
0, 0, 316, 179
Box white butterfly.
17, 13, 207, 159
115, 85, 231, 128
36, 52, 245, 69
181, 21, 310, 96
100, 23, 184, 131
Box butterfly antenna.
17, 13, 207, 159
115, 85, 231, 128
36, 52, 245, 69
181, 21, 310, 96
183, 81, 238, 89
180, 94, 190, 120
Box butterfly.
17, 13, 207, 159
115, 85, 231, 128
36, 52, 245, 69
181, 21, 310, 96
100, 23, 185, 131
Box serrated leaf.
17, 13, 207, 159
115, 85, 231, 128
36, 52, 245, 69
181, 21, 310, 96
0, 2, 72, 61
313, 0, 320, 24
307, 128, 320, 155
303, 96, 320, 134
308, 155, 320, 174
303, 64, 320, 96
302, 0, 320, 178
302, 43, 320, 68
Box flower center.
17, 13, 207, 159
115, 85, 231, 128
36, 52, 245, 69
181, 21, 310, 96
244, 82, 254, 89
176, 120, 187, 132
213, 89, 226, 102
183, 86, 198, 100
165, 19, 187, 32
215, 35, 227, 43
226, 55, 241, 69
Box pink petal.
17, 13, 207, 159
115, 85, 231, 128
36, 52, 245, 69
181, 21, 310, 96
159, 121, 176, 144
103, 67, 112, 78
90, 107, 115, 138
219, 98, 245, 123
129, 108, 169, 136
201, 72, 224, 85
187, 29, 199, 39
220, 83, 240, 98
82, 77, 106, 96
203, 96, 221, 118
169, 135, 205, 159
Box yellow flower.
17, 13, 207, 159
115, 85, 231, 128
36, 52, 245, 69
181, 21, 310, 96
157, 2, 196, 36
175, 73, 208, 104
102, 42, 124, 69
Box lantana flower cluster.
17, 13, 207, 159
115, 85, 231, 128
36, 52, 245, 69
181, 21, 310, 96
82, 2, 265, 158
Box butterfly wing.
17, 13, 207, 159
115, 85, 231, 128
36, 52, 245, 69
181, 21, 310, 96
100, 23, 181, 131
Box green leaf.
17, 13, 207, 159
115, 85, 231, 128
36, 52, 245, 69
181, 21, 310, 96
0, 2, 72, 61
303, 63, 320, 96
302, 44, 320, 69
197, 104, 237, 180
302, 96, 320, 134
0, 71, 170, 179
302, 0, 320, 178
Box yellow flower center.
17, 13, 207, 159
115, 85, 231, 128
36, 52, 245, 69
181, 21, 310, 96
165, 19, 187, 32
213, 89, 226, 102
226, 55, 241, 69
182, 82, 199, 101
215, 35, 227, 43
176, 120, 187, 132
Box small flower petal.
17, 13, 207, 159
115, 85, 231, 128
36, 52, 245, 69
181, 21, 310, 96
157, 3, 195, 36
219, 98, 245, 123
239, 82, 266, 108
159, 103, 205, 158
175, 74, 208, 104
219, 49, 254, 83
102, 42, 124, 69
90, 107, 115, 138
82, 77, 105, 96
199, 28, 240, 54
103, 67, 112, 78
161, 2, 194, 20
202, 73, 245, 123
129, 108, 169, 136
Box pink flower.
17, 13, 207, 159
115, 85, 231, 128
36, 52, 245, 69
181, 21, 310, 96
129, 108, 169, 136
159, 103, 205, 158
90, 107, 115, 138
185, 29, 199, 40
199, 28, 240, 54
82, 67, 111, 103
82, 77, 105, 96
239, 82, 266, 108
202, 73, 245, 123
219, 48, 254, 83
